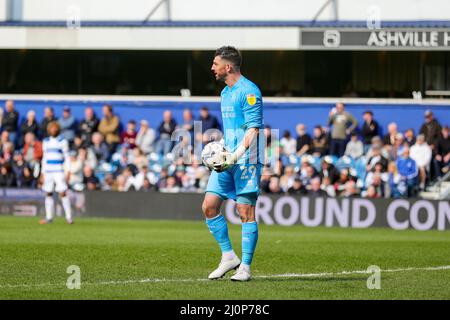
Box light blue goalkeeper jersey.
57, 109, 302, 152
220, 75, 264, 164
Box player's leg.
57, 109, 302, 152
40, 174, 55, 224
230, 163, 262, 281
203, 170, 240, 279
55, 173, 73, 224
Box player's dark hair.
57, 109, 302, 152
214, 46, 242, 70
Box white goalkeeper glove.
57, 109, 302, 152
213, 145, 246, 172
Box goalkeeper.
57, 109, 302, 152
202, 46, 264, 282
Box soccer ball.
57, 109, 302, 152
201, 141, 226, 170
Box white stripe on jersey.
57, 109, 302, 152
42, 136, 70, 173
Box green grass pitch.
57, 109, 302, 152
0, 215, 450, 299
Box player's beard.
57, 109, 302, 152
215, 72, 227, 82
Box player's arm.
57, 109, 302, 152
62, 140, 71, 180
214, 90, 262, 171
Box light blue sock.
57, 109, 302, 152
206, 215, 232, 253
242, 222, 258, 266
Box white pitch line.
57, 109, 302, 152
1, 265, 450, 289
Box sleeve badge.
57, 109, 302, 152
246, 94, 257, 106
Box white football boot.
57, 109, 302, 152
230, 264, 252, 282
208, 255, 241, 280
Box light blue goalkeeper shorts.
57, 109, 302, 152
205, 163, 262, 206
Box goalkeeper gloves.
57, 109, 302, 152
213, 145, 246, 172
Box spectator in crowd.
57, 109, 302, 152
328, 103, 358, 157
280, 130, 297, 157
22, 132, 43, 168
82, 165, 100, 191
383, 122, 398, 147
267, 176, 283, 194
0, 131, 9, 153
319, 157, 339, 184
58, 107, 77, 144
121, 120, 137, 149
157, 167, 169, 190
287, 178, 307, 195
404, 128, 416, 147
387, 132, 406, 161
365, 162, 387, 189
140, 177, 157, 192
386, 161, 402, 198
0, 107, 3, 131
66, 151, 84, 191
0, 141, 14, 165
260, 167, 273, 194
435, 126, 450, 176
410, 134, 432, 190
321, 176, 336, 197
133, 165, 158, 191
308, 177, 327, 197
341, 180, 359, 198
185, 156, 209, 190
361, 110, 379, 151
199, 106, 220, 133
396, 148, 418, 197
136, 119, 156, 155
0, 163, 16, 187
19, 110, 39, 147
299, 160, 318, 186
159, 176, 181, 193
365, 185, 381, 199
1, 100, 19, 146
132, 147, 148, 170
366, 145, 388, 172
419, 110, 442, 150
344, 132, 364, 159
101, 174, 116, 191
89, 132, 110, 163
295, 123, 311, 156
366, 136, 389, 159
77, 147, 97, 171
279, 165, 296, 192
79, 106, 99, 147
39, 107, 56, 139
311, 125, 329, 157
98, 104, 120, 153
181, 109, 195, 145
156, 110, 177, 156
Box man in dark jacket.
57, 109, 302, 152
420, 110, 442, 150
361, 110, 379, 150
199, 106, 221, 133
39, 106, 56, 139
1, 100, 19, 146
79, 106, 99, 147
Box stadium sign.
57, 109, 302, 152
226, 196, 450, 231
300, 29, 450, 50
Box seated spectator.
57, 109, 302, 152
435, 126, 450, 176
0, 163, 16, 186
341, 180, 359, 198
121, 120, 137, 149
90, 132, 110, 163
140, 177, 157, 192
319, 157, 339, 184
98, 104, 120, 153
404, 128, 416, 147
181, 109, 195, 145
155, 110, 177, 156
328, 103, 358, 157
77, 147, 97, 170
335, 168, 356, 196
39, 106, 56, 139
299, 161, 318, 186
185, 156, 209, 190
0, 131, 9, 153
386, 162, 402, 198
159, 176, 181, 193
101, 174, 115, 191
280, 130, 297, 157
370, 173, 386, 198
287, 178, 307, 195
308, 177, 328, 197
295, 123, 311, 156
133, 165, 158, 191
79, 106, 99, 147
365, 185, 381, 199
344, 133, 364, 159
321, 176, 336, 197
279, 165, 296, 192
67, 151, 84, 191
366, 146, 388, 172
19, 110, 39, 147
365, 162, 387, 188
58, 106, 76, 144
420, 110, 442, 150
260, 167, 273, 194
132, 148, 148, 170
387, 133, 406, 161
311, 126, 329, 157
157, 168, 169, 190
267, 176, 283, 194
22, 132, 43, 169
1, 100, 19, 146
410, 134, 432, 190
82, 165, 100, 191
383, 122, 398, 147
361, 110, 379, 150
199, 106, 220, 133
0, 142, 14, 165
396, 148, 418, 197
136, 120, 156, 155
12, 152, 27, 187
